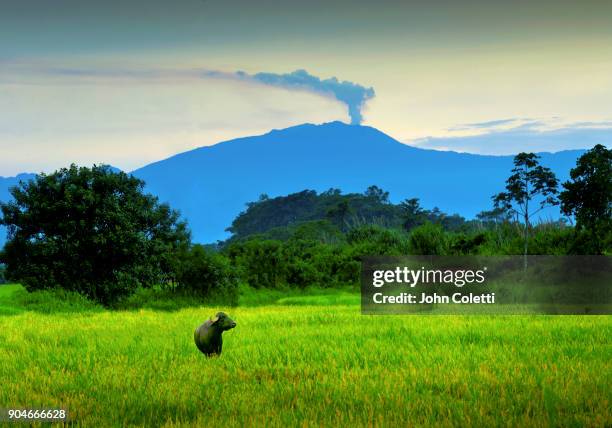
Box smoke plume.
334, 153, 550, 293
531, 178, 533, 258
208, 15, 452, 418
235, 69, 375, 125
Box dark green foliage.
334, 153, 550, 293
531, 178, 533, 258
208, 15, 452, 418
474, 221, 576, 256
226, 240, 285, 289
559, 144, 612, 254
0, 264, 7, 284
0, 164, 190, 306
226, 187, 465, 241
363, 185, 390, 204
282, 239, 327, 288
227, 190, 321, 238
291, 220, 344, 243
427, 208, 468, 232
174, 245, 239, 303
408, 222, 448, 255
226, 187, 471, 244
400, 198, 427, 231
527, 223, 575, 255
246, 220, 344, 244
346, 225, 410, 256
285, 238, 360, 287
326, 200, 353, 231
226, 236, 361, 289
449, 233, 487, 255
399, 199, 469, 232
221, 182, 610, 290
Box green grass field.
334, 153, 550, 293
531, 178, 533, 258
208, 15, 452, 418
0, 284, 610, 427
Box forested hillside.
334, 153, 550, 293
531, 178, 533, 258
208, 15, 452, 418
226, 186, 469, 242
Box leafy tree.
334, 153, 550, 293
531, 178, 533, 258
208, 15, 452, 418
408, 222, 448, 255
291, 220, 344, 244
0, 165, 190, 305
226, 239, 285, 288
493, 153, 559, 265
364, 185, 390, 204
434, 212, 468, 232
559, 144, 612, 254
174, 244, 238, 302
400, 198, 427, 231
321, 188, 342, 197
347, 225, 410, 256
326, 200, 352, 230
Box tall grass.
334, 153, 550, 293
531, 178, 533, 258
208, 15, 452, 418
0, 284, 609, 427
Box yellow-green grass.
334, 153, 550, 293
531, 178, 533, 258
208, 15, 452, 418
0, 284, 610, 427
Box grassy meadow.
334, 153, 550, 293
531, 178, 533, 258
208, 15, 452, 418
0, 283, 610, 427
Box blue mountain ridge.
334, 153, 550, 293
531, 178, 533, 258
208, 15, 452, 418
0, 122, 586, 245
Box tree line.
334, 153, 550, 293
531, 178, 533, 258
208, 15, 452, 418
0, 145, 610, 306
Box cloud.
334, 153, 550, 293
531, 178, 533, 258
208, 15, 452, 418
442, 116, 612, 140
567, 121, 612, 128
232, 69, 375, 125
460, 118, 519, 129
447, 117, 538, 132
412, 124, 612, 155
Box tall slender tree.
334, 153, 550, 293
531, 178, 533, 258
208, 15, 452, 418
493, 152, 559, 268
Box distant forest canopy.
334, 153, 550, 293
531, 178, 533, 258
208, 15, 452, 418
225, 185, 504, 243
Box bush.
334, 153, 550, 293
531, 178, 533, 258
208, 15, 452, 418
528, 224, 574, 255
284, 239, 358, 288
0, 264, 6, 284
477, 222, 523, 255
175, 245, 239, 304
226, 237, 361, 289
408, 222, 448, 255
476, 222, 581, 255
347, 225, 410, 256
226, 240, 285, 288
449, 233, 486, 255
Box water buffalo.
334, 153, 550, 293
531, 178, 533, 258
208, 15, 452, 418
194, 312, 236, 356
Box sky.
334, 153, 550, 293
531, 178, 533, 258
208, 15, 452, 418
1, 0, 612, 175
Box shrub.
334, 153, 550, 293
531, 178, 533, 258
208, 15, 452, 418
285, 259, 322, 289
528, 224, 574, 255
408, 222, 448, 255
175, 245, 238, 304
449, 233, 486, 255
226, 240, 283, 288
347, 225, 410, 256
478, 222, 524, 255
